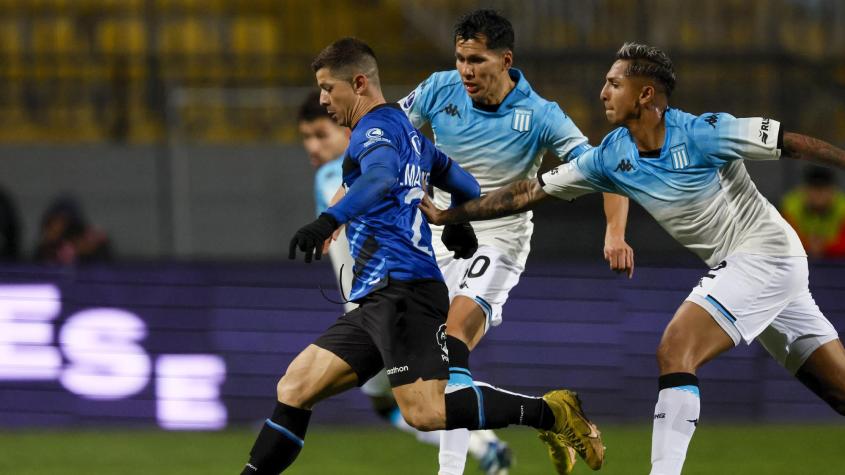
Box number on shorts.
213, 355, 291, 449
465, 255, 491, 279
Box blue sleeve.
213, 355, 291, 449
324, 145, 400, 224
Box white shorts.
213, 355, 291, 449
438, 245, 524, 331
360, 370, 392, 397
687, 252, 838, 374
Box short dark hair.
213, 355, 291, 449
453, 9, 514, 51
297, 91, 329, 123
616, 42, 676, 96
311, 37, 379, 85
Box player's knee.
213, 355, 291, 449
276, 373, 313, 408
399, 404, 445, 431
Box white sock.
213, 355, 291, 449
439, 429, 470, 475
388, 407, 441, 446
467, 429, 499, 460
650, 384, 700, 475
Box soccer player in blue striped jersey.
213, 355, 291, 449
239, 37, 604, 475
421, 42, 845, 475
400, 10, 627, 475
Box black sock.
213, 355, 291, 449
445, 383, 554, 431
241, 401, 312, 474
446, 335, 471, 371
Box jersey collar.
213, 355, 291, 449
469, 68, 531, 113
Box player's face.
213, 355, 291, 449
298, 117, 349, 168
455, 36, 511, 104
600, 60, 644, 126
315, 67, 357, 127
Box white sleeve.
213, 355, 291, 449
539, 161, 598, 201
690, 113, 782, 163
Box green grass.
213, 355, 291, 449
0, 423, 843, 474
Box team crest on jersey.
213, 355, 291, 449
512, 109, 532, 133
670, 144, 690, 170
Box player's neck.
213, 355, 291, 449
478, 74, 516, 106
627, 107, 667, 152
348, 93, 386, 129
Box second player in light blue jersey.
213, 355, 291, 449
421, 42, 845, 475
400, 10, 622, 475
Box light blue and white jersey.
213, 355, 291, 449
540, 108, 805, 266
314, 157, 343, 216
400, 69, 590, 263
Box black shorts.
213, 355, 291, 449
314, 279, 450, 387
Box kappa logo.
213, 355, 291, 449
704, 114, 719, 128
758, 118, 771, 144
614, 159, 635, 172
443, 103, 461, 118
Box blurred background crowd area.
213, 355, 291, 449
0, 0, 843, 144
0, 0, 844, 263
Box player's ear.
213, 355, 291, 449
351, 73, 367, 95
639, 84, 655, 105
501, 50, 513, 70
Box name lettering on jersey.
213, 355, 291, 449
402, 163, 430, 189
704, 114, 719, 128
512, 109, 532, 133
759, 118, 771, 144
363, 127, 391, 147
614, 159, 636, 173
670, 144, 690, 170
442, 103, 461, 118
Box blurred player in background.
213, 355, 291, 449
239, 37, 604, 475
781, 165, 845, 259
298, 91, 507, 462
400, 9, 632, 475
421, 42, 845, 475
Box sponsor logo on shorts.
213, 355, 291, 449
654, 412, 666, 420
386, 365, 409, 375
436, 324, 449, 363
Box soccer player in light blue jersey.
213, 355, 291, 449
421, 42, 845, 475
400, 10, 626, 475
239, 37, 604, 475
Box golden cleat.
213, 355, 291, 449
541, 389, 605, 471
538, 430, 577, 474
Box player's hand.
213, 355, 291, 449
419, 195, 445, 225
604, 235, 634, 278
289, 213, 339, 263
321, 225, 344, 255
442, 222, 478, 259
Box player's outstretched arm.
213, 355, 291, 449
420, 177, 550, 226
782, 132, 845, 169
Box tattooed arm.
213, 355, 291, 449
782, 132, 845, 168
419, 178, 550, 225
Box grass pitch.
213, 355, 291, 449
0, 423, 843, 474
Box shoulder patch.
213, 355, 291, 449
363, 127, 391, 148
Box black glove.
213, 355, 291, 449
441, 222, 478, 259
289, 213, 339, 263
